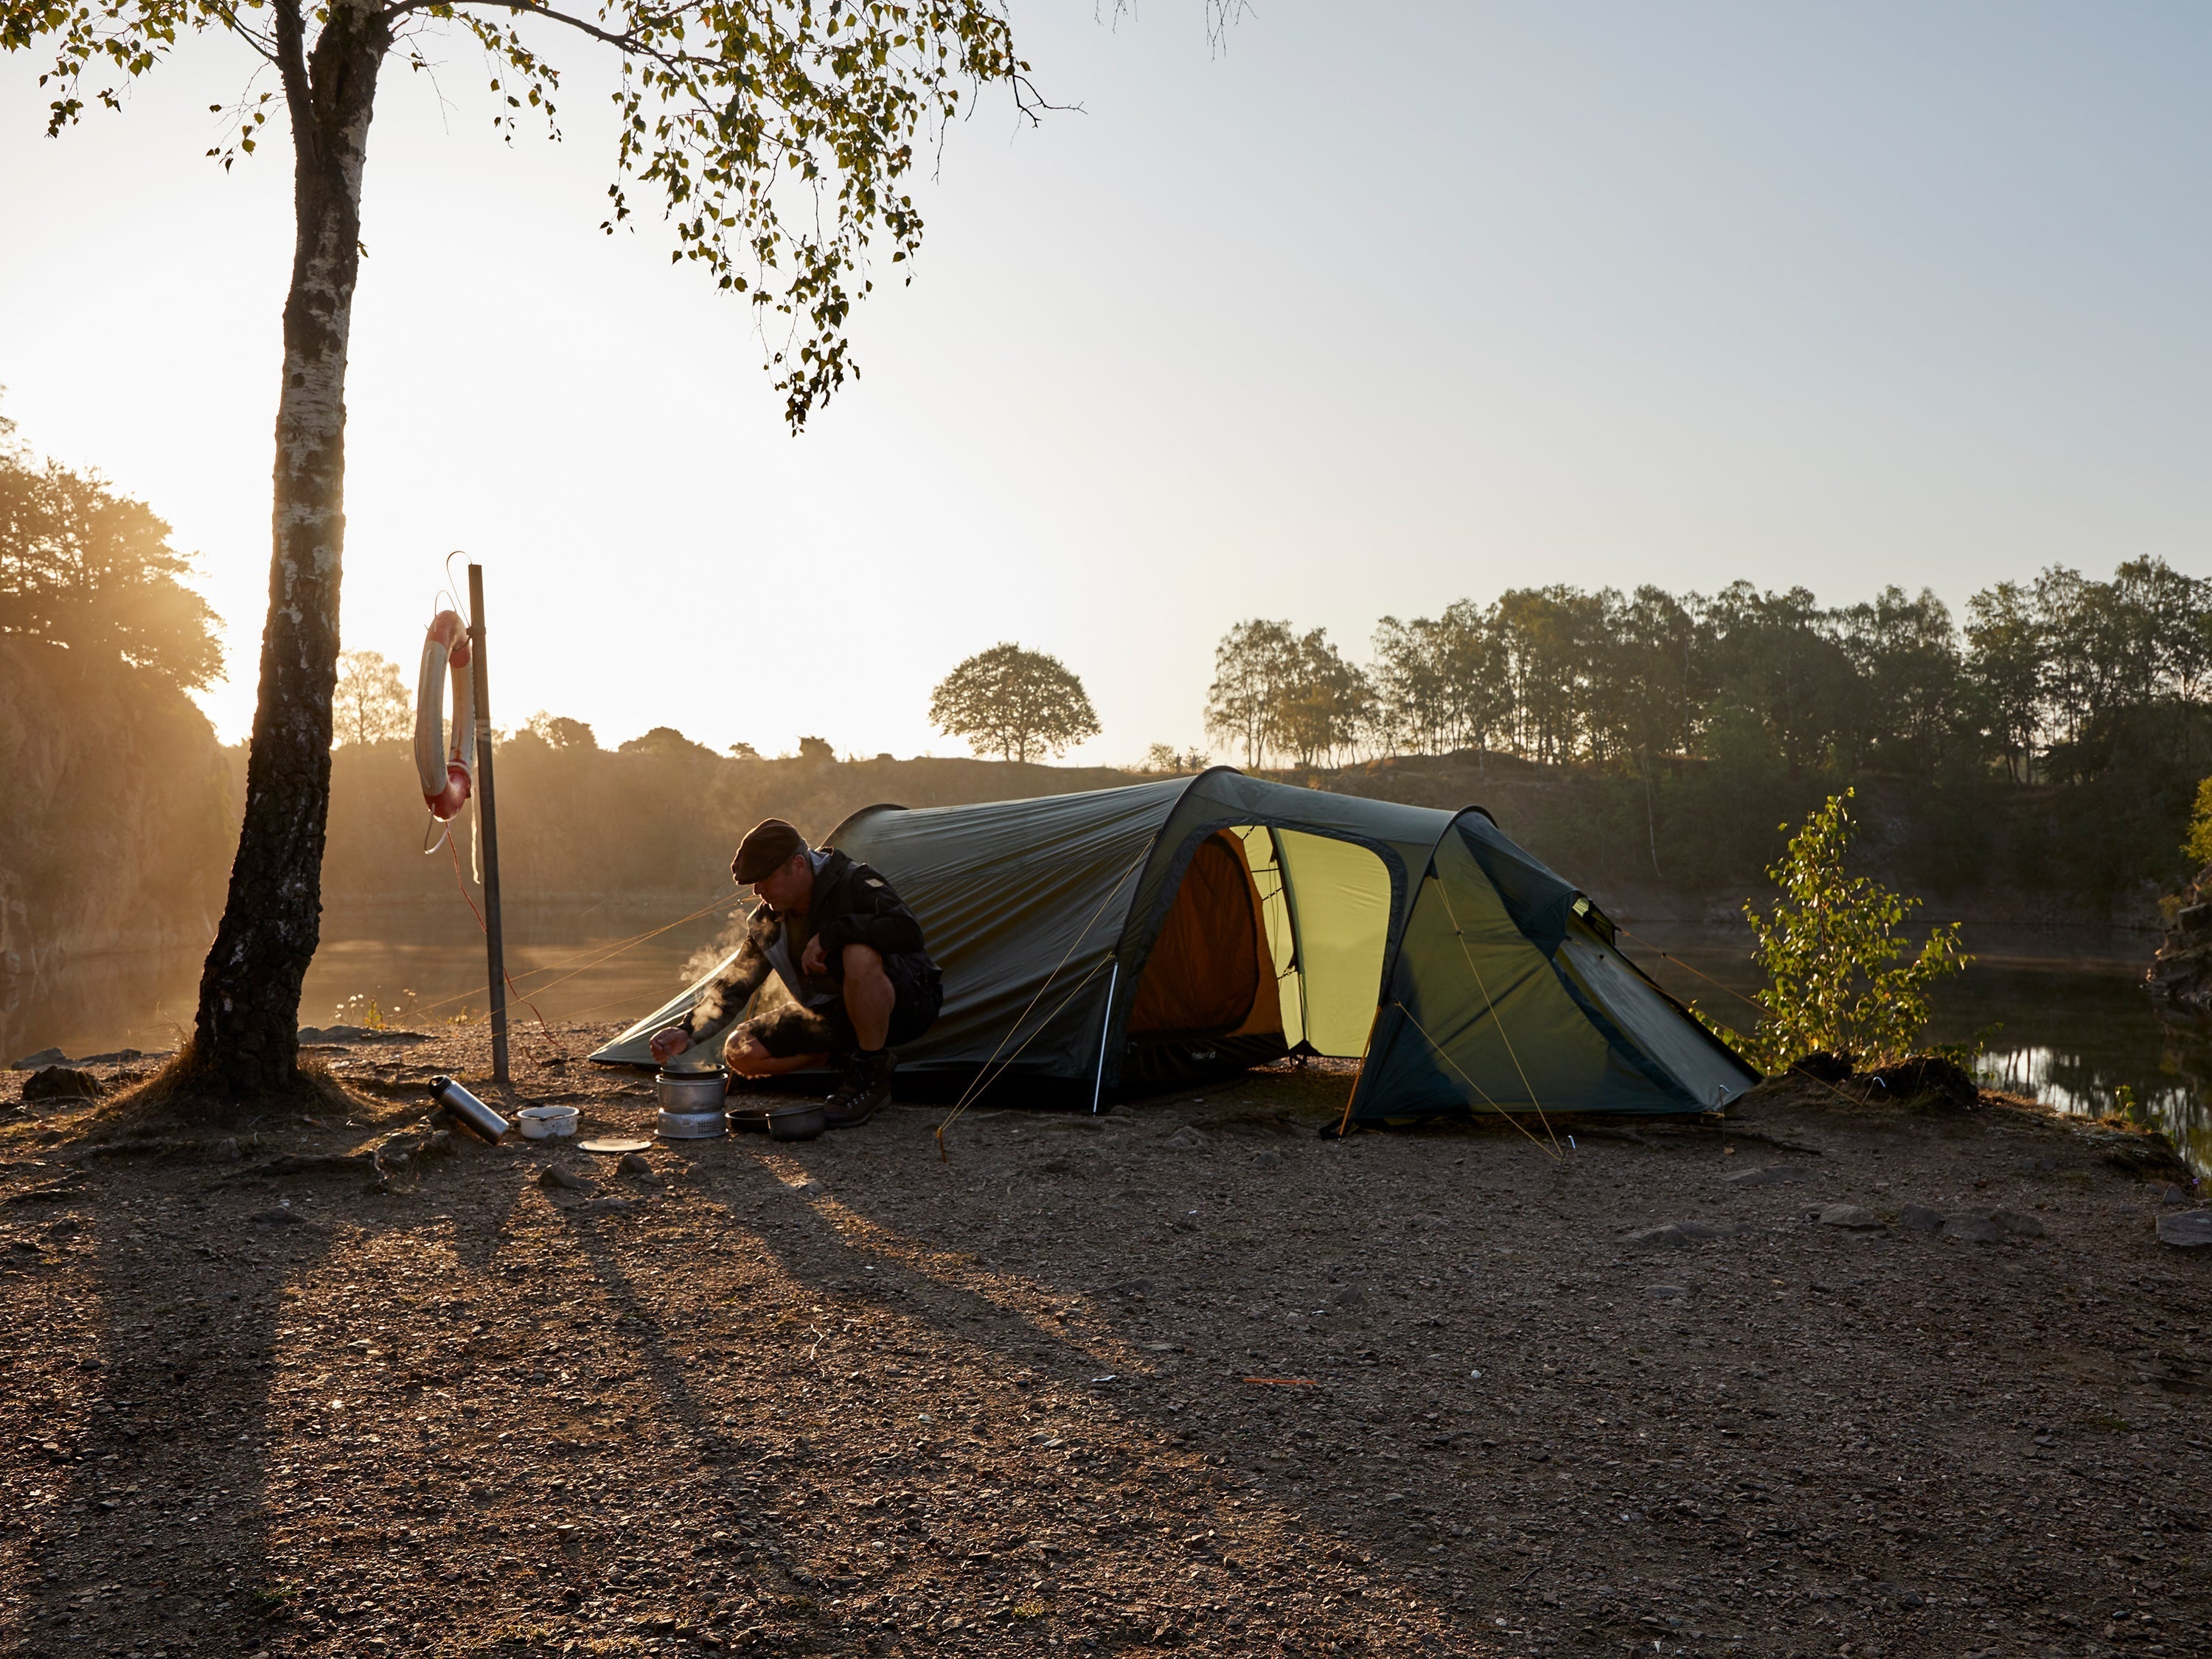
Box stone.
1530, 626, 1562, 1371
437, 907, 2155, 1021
1817, 1204, 1882, 1229
299, 1024, 431, 1045
250, 1208, 305, 1226
1994, 1210, 2045, 1237
21, 1065, 105, 1103
1648, 1284, 1690, 1299
1162, 1127, 1208, 1151
375, 1127, 455, 1172
7, 1048, 68, 1071
1624, 1225, 1692, 1249
616, 1153, 664, 1184
2152, 1183, 2193, 1206
538, 1166, 594, 1192
1332, 1287, 1366, 1308
1941, 1214, 2006, 1244
1899, 1203, 1945, 1232
1253, 1150, 1285, 1169
2155, 1211, 2212, 1249
1673, 1221, 1739, 1241
1728, 1166, 1812, 1187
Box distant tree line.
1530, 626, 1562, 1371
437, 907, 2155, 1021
0, 410, 232, 964
1205, 560, 2212, 790
330, 559, 2212, 907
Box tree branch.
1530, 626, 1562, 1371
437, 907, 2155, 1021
209, 0, 282, 66
379, 0, 692, 73
271, 0, 313, 146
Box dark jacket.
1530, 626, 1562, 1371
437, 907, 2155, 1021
681, 849, 932, 1037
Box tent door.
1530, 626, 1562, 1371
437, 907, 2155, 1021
1125, 831, 1279, 1038
1116, 830, 1293, 1087
1272, 829, 1392, 1057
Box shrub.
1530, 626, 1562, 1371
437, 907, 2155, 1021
1733, 788, 1969, 1071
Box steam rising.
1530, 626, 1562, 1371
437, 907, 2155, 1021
681, 902, 789, 1030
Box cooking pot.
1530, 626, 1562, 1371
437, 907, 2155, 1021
655, 1067, 728, 1114
765, 1102, 827, 1141
516, 1105, 580, 1140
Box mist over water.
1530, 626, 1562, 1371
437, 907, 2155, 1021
1, 902, 740, 1063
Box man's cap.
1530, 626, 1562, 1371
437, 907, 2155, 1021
732, 818, 810, 884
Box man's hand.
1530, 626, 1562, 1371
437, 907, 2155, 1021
801, 936, 828, 976
647, 1026, 692, 1065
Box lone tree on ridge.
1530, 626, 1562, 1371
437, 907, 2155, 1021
930, 643, 1100, 764
4, 0, 1032, 1105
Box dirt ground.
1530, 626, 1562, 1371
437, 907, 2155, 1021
3, 1028, 2211, 1659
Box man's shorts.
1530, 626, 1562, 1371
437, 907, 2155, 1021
730, 953, 942, 1059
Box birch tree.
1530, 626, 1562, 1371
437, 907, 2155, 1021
4, 0, 1029, 1103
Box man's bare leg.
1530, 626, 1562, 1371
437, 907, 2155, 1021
840, 943, 894, 1050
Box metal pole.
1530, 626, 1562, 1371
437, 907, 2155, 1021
467, 561, 510, 1086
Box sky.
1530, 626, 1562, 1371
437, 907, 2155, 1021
4, 1, 2209, 763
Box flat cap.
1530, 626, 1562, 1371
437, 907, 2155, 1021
732, 818, 809, 884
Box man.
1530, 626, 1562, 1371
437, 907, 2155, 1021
647, 818, 942, 1127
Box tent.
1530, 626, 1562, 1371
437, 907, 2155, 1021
592, 768, 1758, 1122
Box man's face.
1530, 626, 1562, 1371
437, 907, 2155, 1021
751, 850, 813, 911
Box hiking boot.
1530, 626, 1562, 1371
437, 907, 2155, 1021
823, 1048, 894, 1129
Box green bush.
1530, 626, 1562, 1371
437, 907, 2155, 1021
1733, 789, 1969, 1071
2185, 776, 2212, 871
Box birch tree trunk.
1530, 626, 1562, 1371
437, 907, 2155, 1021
183, 0, 387, 1099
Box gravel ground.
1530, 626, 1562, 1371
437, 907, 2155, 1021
2, 1026, 2210, 1659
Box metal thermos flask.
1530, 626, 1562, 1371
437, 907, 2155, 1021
428, 1075, 510, 1143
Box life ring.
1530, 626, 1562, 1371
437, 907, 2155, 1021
414, 609, 476, 820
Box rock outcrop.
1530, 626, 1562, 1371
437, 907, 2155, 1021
2149, 864, 2212, 1012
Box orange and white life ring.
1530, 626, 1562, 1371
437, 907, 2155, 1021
414, 609, 476, 820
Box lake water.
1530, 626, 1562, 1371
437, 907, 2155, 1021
6, 908, 2205, 1173
1, 900, 743, 1065
1618, 923, 2211, 1174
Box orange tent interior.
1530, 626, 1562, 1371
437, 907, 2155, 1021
1124, 831, 1284, 1043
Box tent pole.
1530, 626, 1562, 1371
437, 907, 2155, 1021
1090, 959, 1119, 1116
1335, 1003, 1383, 1137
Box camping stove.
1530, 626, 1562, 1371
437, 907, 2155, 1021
656, 1108, 728, 1138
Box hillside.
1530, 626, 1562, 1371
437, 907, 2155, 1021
298, 742, 1149, 907
294, 741, 2180, 930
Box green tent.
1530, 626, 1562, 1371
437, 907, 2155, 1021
592, 768, 1757, 1121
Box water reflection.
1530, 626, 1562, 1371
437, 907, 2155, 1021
1618, 923, 2211, 1175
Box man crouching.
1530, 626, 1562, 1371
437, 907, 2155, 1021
647, 818, 942, 1127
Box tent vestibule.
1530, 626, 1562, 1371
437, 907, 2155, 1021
591, 768, 1757, 1121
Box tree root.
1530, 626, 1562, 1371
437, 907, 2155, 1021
88, 1040, 378, 1143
